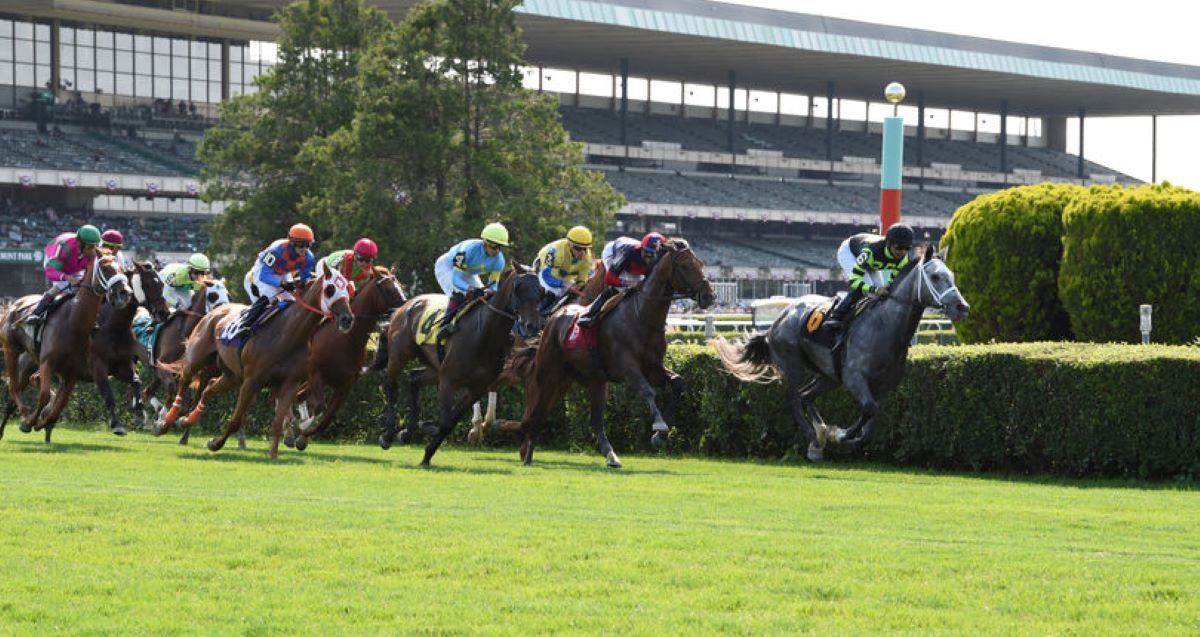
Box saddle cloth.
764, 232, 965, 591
218, 299, 289, 348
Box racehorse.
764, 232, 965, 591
283, 266, 406, 451
713, 245, 970, 461
160, 263, 354, 459
375, 265, 542, 466
465, 259, 607, 444
136, 279, 230, 432
1, 254, 131, 442
508, 239, 715, 467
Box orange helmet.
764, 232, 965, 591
288, 223, 314, 242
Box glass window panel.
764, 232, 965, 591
135, 74, 151, 97
153, 75, 170, 98
191, 41, 205, 57
173, 39, 187, 56
116, 33, 132, 50
153, 53, 168, 75
230, 62, 242, 83
116, 73, 133, 96
173, 56, 187, 78
208, 59, 220, 79
134, 52, 151, 74
96, 30, 113, 48
35, 24, 49, 42
35, 64, 49, 88
61, 27, 74, 44
0, 62, 12, 85
58, 42, 74, 67
190, 57, 205, 80
0, 38, 12, 61
230, 45, 242, 62
15, 40, 32, 63
34, 42, 49, 65
76, 68, 94, 91
14, 21, 33, 40
96, 48, 113, 71
0, 20, 11, 38
77, 28, 93, 46
172, 78, 188, 99
60, 66, 74, 88
154, 37, 169, 55
243, 64, 258, 84
243, 83, 258, 95
77, 46, 94, 69
135, 35, 151, 52
191, 80, 206, 102
208, 81, 220, 102
116, 50, 132, 73
208, 42, 220, 58
230, 83, 244, 97
14, 63, 32, 86
97, 71, 114, 94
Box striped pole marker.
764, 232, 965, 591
880, 82, 907, 233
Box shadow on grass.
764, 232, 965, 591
1, 439, 132, 454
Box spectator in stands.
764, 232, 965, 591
534, 225, 593, 316
160, 253, 212, 311
823, 223, 914, 333
24, 224, 103, 326
435, 222, 510, 339
577, 232, 665, 327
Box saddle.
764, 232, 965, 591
19, 291, 74, 353
800, 295, 874, 350
218, 299, 290, 348
415, 296, 484, 347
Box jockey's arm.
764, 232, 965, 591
296, 251, 316, 282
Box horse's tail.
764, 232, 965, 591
712, 333, 779, 384
156, 358, 194, 387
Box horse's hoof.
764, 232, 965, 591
110, 424, 127, 436
132, 414, 144, 428
283, 436, 295, 449
207, 438, 224, 452
466, 428, 481, 445
397, 429, 414, 444
828, 427, 847, 445
606, 452, 623, 468
378, 433, 393, 450
651, 431, 666, 449
19, 421, 32, 434
420, 421, 439, 437
295, 437, 308, 452
806, 443, 824, 462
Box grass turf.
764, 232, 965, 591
0, 427, 1197, 635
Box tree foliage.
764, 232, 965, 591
200, 0, 622, 295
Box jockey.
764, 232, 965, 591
100, 229, 133, 270
159, 253, 212, 311
534, 225, 593, 315
322, 238, 378, 293
25, 224, 103, 325
434, 222, 508, 337
240, 223, 317, 329
577, 232, 665, 327
824, 223, 914, 332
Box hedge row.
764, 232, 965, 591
26, 341, 1200, 479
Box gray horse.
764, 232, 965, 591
714, 245, 970, 461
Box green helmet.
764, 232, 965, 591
76, 224, 102, 246
480, 222, 510, 247
187, 253, 211, 272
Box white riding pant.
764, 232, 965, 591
837, 239, 886, 290
434, 254, 482, 296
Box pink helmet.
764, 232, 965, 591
101, 229, 124, 248
353, 238, 378, 259
640, 232, 666, 255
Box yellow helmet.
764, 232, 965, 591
566, 225, 592, 249
480, 222, 510, 247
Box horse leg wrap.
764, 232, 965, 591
184, 399, 206, 427
163, 396, 184, 427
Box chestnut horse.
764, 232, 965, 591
375, 266, 543, 466
283, 266, 407, 451
160, 263, 354, 458
1, 254, 131, 442
509, 239, 714, 467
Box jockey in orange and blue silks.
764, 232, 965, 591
239, 223, 316, 329
25, 224, 103, 325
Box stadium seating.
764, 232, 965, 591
0, 199, 209, 254
0, 125, 201, 176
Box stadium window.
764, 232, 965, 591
97, 48, 113, 72
116, 73, 133, 96
172, 78, 188, 100
191, 80, 206, 102
60, 67, 74, 89
134, 74, 152, 98
207, 42, 220, 59
779, 93, 807, 116
14, 39, 32, 64
208, 59, 220, 83
172, 38, 188, 58
0, 37, 11, 62
134, 35, 151, 54
0, 19, 11, 38
153, 75, 170, 99
0, 62, 11, 85
115, 33, 132, 51
14, 21, 32, 41
14, 63, 32, 86
35, 63, 49, 89
61, 27, 74, 45
96, 30, 113, 49
153, 53, 168, 77
77, 45, 94, 69
76, 67, 94, 92
34, 23, 48, 42
76, 27, 93, 47
116, 50, 132, 74
230, 45, 242, 63
97, 71, 114, 94
229, 61, 243, 88
190, 56, 206, 82
35, 40, 49, 67
172, 56, 187, 81
208, 81, 220, 102
134, 51, 151, 75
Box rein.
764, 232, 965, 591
883, 261, 960, 309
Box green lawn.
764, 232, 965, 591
0, 427, 1197, 635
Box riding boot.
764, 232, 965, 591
823, 289, 863, 332
23, 289, 58, 326
438, 292, 467, 340
239, 296, 270, 335
577, 287, 616, 327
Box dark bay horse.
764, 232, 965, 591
137, 279, 230, 430
713, 246, 970, 461
376, 266, 543, 466
283, 266, 406, 451
1, 255, 131, 441
161, 264, 355, 459
510, 240, 715, 467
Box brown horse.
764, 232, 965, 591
376, 266, 543, 466
509, 239, 714, 467
160, 263, 355, 458
1, 254, 132, 442
283, 266, 407, 451
137, 279, 230, 429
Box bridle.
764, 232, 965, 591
638, 247, 709, 303
887, 259, 960, 309
80, 257, 128, 298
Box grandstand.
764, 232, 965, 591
1, 0, 1199, 300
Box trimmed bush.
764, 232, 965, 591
1059, 183, 1200, 344
940, 183, 1084, 343
17, 342, 1200, 479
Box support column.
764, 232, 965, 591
1151, 115, 1158, 183
620, 57, 629, 167
50, 20, 60, 94
824, 81, 834, 162
917, 92, 925, 189
1043, 116, 1068, 152
537, 65, 543, 93
679, 82, 685, 117
775, 90, 781, 126
574, 69, 580, 107
1077, 108, 1086, 180
727, 70, 736, 167
220, 40, 230, 101
999, 100, 1008, 175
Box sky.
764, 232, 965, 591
713, 0, 1200, 189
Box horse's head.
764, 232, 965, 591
91, 255, 131, 309
660, 239, 715, 309
374, 265, 408, 311
313, 265, 354, 333
914, 245, 970, 321
202, 280, 230, 313
131, 261, 170, 321
504, 264, 543, 337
